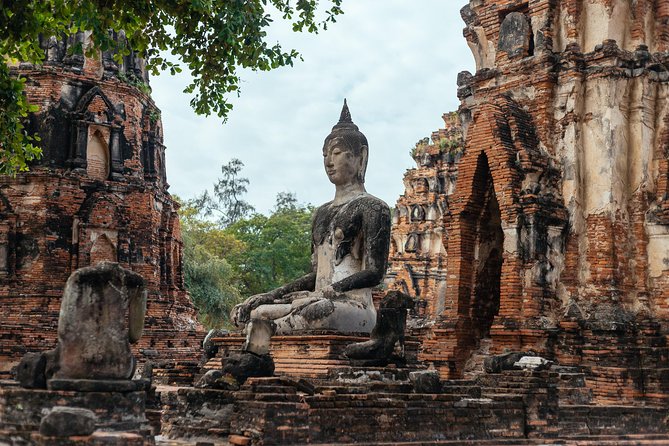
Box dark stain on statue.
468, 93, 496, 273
299, 299, 335, 321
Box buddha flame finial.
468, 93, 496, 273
339, 98, 352, 124
331, 99, 359, 132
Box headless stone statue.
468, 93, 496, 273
16, 262, 147, 388
56, 262, 146, 379
230, 100, 391, 358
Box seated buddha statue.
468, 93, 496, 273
230, 100, 391, 355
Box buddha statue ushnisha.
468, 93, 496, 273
229, 100, 391, 368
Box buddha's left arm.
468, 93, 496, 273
331, 201, 391, 293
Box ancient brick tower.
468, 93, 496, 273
388, 0, 669, 404
0, 32, 203, 372
386, 112, 464, 321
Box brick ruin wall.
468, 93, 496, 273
0, 32, 204, 373
387, 0, 669, 404
386, 113, 462, 322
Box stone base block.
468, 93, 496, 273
159, 387, 236, 441
32, 431, 149, 445
48, 378, 149, 392
0, 384, 150, 443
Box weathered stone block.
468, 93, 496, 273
221, 352, 275, 384
409, 370, 441, 394
39, 407, 97, 437
16, 352, 47, 389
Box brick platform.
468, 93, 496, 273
0, 380, 152, 445
205, 333, 369, 379
202, 332, 425, 382
157, 368, 669, 445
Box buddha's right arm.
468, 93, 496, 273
269, 272, 317, 300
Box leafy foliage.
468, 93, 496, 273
227, 197, 313, 297
178, 162, 313, 327
0, 64, 42, 174
182, 232, 243, 328
195, 158, 255, 227
178, 196, 245, 328
0, 0, 344, 174
274, 191, 299, 211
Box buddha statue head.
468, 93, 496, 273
323, 100, 369, 186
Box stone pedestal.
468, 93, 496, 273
205, 331, 423, 380
160, 387, 236, 442
205, 332, 369, 379
31, 431, 147, 446
0, 380, 152, 444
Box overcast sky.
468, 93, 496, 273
151, 1, 474, 214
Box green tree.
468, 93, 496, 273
274, 191, 299, 211
178, 196, 245, 328
178, 163, 313, 323
227, 193, 313, 297
182, 233, 242, 328
0, 0, 344, 175
0, 63, 42, 174
196, 158, 255, 227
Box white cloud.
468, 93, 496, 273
153, 0, 474, 213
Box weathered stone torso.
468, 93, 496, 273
56, 263, 146, 380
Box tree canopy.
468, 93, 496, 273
194, 158, 256, 227
0, 0, 343, 174
179, 161, 313, 328
226, 193, 313, 298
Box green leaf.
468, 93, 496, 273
0, 0, 344, 174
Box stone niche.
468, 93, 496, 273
69, 86, 124, 180
498, 11, 533, 58
86, 127, 111, 181
0, 222, 9, 275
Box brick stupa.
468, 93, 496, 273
386, 0, 669, 407
0, 31, 204, 375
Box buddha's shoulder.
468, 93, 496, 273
314, 195, 389, 217
314, 200, 334, 216
356, 194, 390, 209
351, 194, 390, 215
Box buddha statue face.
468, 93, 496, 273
322, 101, 369, 187
323, 136, 367, 186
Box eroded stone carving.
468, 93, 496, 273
498, 12, 532, 58
229, 100, 391, 373
16, 262, 146, 388
56, 262, 146, 379
344, 291, 415, 365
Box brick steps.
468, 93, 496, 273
158, 370, 669, 445
289, 435, 669, 446
152, 361, 201, 386
158, 387, 236, 443
155, 434, 669, 446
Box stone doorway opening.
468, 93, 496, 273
461, 152, 504, 371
